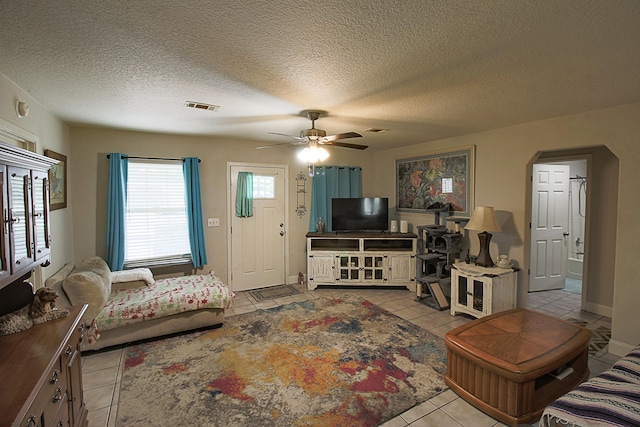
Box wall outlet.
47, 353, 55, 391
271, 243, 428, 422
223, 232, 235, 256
207, 217, 220, 227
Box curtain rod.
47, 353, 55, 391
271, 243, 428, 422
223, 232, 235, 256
320, 166, 362, 170
106, 154, 200, 162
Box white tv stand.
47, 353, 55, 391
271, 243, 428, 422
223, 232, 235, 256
306, 232, 417, 290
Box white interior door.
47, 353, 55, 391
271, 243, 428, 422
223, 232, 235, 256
529, 163, 570, 292
229, 164, 286, 292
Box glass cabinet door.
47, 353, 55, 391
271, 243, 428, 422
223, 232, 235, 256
362, 255, 385, 281
9, 167, 31, 270
457, 276, 468, 306
31, 170, 50, 262
457, 276, 485, 313
338, 254, 360, 281
0, 169, 9, 280
472, 279, 484, 312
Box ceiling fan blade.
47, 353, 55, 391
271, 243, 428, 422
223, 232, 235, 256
322, 132, 362, 142
267, 132, 306, 141
255, 142, 297, 150
322, 141, 369, 150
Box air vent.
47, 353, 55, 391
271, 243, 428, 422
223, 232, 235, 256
184, 101, 220, 112
364, 128, 389, 133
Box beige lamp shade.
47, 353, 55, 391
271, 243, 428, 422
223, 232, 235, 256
465, 206, 502, 232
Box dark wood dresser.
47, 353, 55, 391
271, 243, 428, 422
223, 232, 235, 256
0, 305, 88, 427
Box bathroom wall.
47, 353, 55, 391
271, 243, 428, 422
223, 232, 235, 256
568, 160, 587, 279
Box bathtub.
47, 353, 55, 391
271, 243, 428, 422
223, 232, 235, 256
567, 254, 583, 280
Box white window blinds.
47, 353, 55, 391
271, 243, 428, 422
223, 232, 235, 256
124, 160, 191, 265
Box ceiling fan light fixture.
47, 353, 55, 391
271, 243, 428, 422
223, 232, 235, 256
298, 145, 329, 163
300, 128, 327, 139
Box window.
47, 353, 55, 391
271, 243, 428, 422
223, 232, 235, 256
124, 160, 191, 266
252, 174, 275, 198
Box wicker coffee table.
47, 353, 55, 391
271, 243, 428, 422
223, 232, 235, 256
444, 308, 591, 426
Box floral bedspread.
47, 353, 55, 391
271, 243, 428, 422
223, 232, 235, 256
86, 273, 234, 344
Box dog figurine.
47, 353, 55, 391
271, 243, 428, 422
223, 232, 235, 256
29, 287, 69, 325
0, 287, 70, 335
30, 287, 59, 318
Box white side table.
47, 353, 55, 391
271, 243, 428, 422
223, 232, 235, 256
450, 263, 517, 318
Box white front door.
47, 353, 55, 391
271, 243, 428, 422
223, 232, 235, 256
229, 164, 287, 292
529, 163, 570, 292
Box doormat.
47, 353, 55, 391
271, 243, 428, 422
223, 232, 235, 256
566, 318, 612, 356
248, 284, 303, 302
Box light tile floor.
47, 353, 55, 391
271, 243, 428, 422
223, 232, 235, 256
82, 281, 619, 427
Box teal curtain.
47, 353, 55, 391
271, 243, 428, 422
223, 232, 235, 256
106, 153, 128, 271
235, 172, 254, 217
183, 158, 208, 268
309, 166, 362, 231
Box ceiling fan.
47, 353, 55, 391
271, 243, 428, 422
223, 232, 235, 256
256, 110, 369, 152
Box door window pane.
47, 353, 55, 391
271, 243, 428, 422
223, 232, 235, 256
253, 175, 275, 199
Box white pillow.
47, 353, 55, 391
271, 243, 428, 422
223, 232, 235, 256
111, 268, 155, 285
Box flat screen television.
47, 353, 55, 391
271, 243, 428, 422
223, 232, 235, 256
332, 197, 389, 232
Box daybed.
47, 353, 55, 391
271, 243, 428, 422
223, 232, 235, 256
539, 345, 640, 427
46, 257, 235, 351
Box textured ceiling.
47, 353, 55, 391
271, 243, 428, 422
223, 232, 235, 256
1, 0, 639, 151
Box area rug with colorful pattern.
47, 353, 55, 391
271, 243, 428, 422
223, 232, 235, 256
117, 294, 448, 427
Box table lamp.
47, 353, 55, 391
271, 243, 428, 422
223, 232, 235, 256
464, 206, 501, 267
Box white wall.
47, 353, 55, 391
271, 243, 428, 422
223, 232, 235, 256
0, 72, 74, 278
69, 126, 375, 285
372, 102, 640, 355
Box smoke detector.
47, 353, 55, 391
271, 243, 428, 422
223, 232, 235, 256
184, 101, 220, 112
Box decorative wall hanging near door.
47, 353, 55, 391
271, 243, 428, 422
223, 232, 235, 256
295, 171, 307, 218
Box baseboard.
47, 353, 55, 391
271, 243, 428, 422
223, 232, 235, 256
584, 301, 612, 318
288, 274, 306, 286
608, 339, 636, 357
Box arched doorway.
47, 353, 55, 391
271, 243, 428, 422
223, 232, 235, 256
526, 146, 618, 317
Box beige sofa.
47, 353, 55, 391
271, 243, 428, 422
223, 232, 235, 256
46, 257, 234, 351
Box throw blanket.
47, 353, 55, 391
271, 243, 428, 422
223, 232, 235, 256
86, 273, 234, 344
540, 346, 640, 427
